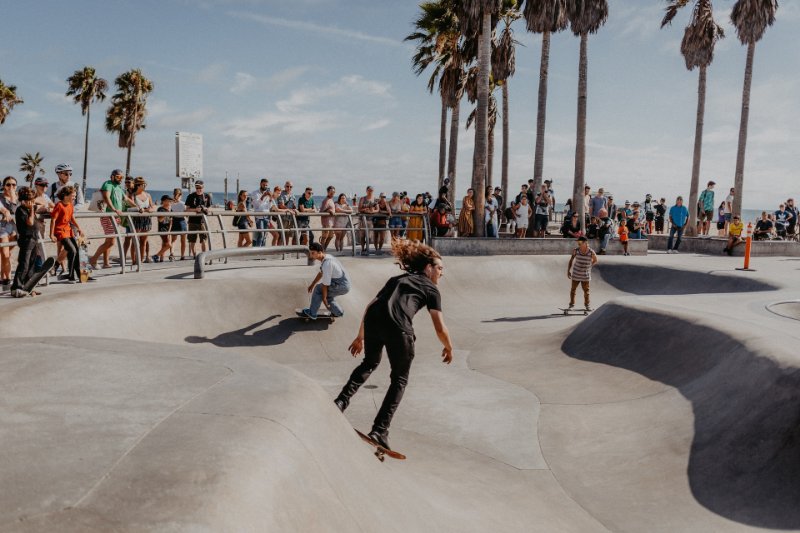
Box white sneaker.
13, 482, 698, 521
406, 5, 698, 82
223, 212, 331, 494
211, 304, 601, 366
666, 249, 672, 254
672, 250, 680, 254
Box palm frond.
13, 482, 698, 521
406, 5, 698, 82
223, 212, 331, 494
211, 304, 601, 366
731, 0, 778, 45
566, 0, 609, 35
522, 0, 568, 33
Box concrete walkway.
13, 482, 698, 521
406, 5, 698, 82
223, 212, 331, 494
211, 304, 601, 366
1, 252, 799, 531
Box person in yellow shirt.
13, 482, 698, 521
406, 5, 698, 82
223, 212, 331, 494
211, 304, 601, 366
723, 214, 745, 256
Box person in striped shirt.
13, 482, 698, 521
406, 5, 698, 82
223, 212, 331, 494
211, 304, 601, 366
567, 236, 598, 311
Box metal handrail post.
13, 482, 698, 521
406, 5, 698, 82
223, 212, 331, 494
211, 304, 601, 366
214, 213, 228, 263
290, 213, 301, 245
360, 214, 370, 255
201, 213, 213, 264
347, 214, 356, 256
109, 215, 126, 275
125, 214, 141, 273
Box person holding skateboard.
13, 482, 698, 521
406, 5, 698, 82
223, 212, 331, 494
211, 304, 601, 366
300, 242, 351, 319
567, 236, 598, 312
334, 240, 454, 450
49, 186, 84, 283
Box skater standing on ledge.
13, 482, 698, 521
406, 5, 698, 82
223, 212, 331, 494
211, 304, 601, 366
567, 236, 598, 311
334, 240, 453, 450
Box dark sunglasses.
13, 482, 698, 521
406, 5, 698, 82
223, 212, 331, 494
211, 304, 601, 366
4, 183, 16, 187
60, 171, 73, 175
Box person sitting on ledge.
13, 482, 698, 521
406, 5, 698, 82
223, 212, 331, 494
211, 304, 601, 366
561, 213, 582, 238
723, 214, 745, 255
753, 211, 773, 241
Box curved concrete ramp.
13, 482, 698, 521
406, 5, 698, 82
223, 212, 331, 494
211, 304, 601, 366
2, 254, 799, 531
767, 300, 800, 321
556, 303, 800, 530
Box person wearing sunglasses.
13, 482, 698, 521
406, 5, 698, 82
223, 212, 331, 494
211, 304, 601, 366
50, 163, 84, 209
0, 176, 19, 287
185, 180, 212, 257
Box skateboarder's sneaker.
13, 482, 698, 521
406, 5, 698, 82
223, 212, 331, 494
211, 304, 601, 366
334, 398, 348, 412
368, 430, 390, 450
11, 289, 29, 298
300, 308, 316, 320
567, 303, 574, 309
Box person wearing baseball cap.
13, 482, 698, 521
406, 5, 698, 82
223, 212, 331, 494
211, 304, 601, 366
89, 169, 128, 269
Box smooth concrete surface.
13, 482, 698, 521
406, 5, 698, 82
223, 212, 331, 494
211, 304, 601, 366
2, 252, 800, 532
433, 236, 647, 255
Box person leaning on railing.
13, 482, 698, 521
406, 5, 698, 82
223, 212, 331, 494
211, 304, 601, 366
333, 193, 354, 252
185, 180, 212, 257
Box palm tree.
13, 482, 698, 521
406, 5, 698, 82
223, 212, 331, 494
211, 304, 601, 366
19, 152, 45, 186
730, 0, 778, 216
522, 0, 568, 204
492, 1, 521, 210
466, 89, 499, 187
459, 0, 503, 236
406, 1, 461, 193
566, 0, 608, 232
661, 1, 724, 237
105, 69, 154, 177
0, 80, 23, 125
66, 67, 108, 196
441, 59, 466, 206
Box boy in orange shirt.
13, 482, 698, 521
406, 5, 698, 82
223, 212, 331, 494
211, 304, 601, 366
617, 211, 630, 256
49, 186, 84, 283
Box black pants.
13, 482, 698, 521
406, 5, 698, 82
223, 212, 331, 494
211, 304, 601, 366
337, 325, 415, 436
11, 238, 37, 291
61, 237, 80, 281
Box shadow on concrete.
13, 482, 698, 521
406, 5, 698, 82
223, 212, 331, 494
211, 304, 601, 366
595, 264, 777, 295
483, 314, 572, 323
185, 314, 331, 347
561, 304, 800, 529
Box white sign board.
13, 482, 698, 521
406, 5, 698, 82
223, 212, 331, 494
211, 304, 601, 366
175, 132, 203, 179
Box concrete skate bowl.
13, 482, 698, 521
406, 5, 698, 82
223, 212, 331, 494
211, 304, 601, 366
595, 264, 778, 295
560, 303, 800, 529
767, 300, 800, 321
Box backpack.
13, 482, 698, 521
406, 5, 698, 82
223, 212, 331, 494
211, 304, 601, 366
88, 191, 105, 212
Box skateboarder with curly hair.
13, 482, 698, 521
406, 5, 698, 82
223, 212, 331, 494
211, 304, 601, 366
334, 240, 454, 450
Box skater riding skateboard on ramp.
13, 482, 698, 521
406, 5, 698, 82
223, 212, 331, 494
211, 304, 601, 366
334, 240, 454, 451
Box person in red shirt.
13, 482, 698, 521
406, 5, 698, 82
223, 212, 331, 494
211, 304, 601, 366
49, 186, 84, 283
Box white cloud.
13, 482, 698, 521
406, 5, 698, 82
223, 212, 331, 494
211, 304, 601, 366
276, 75, 392, 113
156, 107, 215, 129
44, 92, 71, 105
197, 62, 227, 83
363, 119, 390, 131
228, 11, 405, 48
230, 72, 256, 94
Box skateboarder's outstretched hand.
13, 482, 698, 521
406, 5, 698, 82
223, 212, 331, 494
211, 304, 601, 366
349, 337, 364, 357
441, 347, 453, 364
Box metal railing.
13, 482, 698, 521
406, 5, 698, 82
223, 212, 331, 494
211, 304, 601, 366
0, 209, 432, 276
194, 245, 312, 279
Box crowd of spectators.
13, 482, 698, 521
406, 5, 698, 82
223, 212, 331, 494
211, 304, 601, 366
1, 164, 798, 296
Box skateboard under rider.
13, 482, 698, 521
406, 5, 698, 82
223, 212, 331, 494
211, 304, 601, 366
354, 428, 406, 462
295, 308, 336, 322
558, 307, 592, 316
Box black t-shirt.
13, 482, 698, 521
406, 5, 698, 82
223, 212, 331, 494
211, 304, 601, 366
157, 206, 172, 233
655, 204, 667, 218
755, 219, 773, 232
15, 205, 37, 240
185, 192, 212, 224
365, 273, 442, 335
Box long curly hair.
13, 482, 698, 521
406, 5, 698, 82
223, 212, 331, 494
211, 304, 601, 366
392, 240, 441, 274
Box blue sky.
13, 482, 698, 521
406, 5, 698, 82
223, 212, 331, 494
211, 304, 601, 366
1, 0, 798, 209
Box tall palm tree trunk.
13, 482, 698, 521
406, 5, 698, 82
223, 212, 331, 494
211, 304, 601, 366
471, 11, 492, 237
733, 41, 754, 216
572, 33, 589, 233
532, 30, 551, 199
447, 100, 460, 206
82, 105, 90, 196
126, 144, 132, 177
501, 82, 509, 211
488, 127, 495, 189
686, 65, 707, 237
439, 99, 448, 191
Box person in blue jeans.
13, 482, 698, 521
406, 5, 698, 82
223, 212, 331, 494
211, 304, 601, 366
667, 196, 689, 253
302, 242, 350, 318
